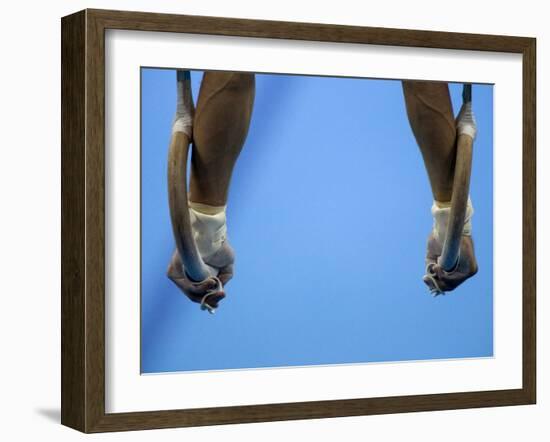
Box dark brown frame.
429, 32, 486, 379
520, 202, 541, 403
61, 8, 536, 433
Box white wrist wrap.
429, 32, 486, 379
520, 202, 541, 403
189, 204, 227, 260
172, 71, 194, 137
431, 198, 474, 244
456, 101, 477, 140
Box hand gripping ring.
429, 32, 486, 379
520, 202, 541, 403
424, 249, 461, 297
424, 83, 474, 296
168, 70, 227, 315
424, 263, 445, 297
200, 276, 224, 314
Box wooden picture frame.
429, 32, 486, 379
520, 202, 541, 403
61, 8, 536, 433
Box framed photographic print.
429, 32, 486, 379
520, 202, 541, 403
61, 9, 536, 433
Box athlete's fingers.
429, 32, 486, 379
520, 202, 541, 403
168, 273, 224, 305
423, 235, 478, 293
167, 250, 225, 306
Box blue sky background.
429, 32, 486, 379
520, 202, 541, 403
141, 69, 493, 374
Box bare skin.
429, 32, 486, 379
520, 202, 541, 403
167, 72, 256, 307
189, 72, 256, 206
402, 80, 478, 292
167, 248, 231, 308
